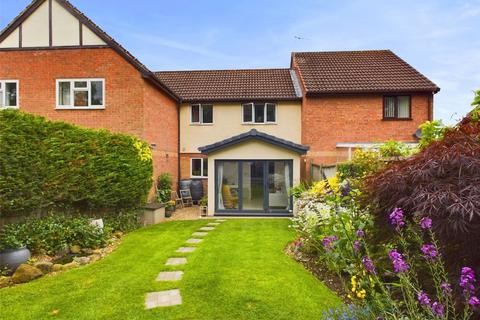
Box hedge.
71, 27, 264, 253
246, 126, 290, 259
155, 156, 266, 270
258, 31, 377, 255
0, 110, 153, 217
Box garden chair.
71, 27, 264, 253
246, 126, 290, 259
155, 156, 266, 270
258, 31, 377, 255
180, 189, 193, 207
171, 191, 183, 209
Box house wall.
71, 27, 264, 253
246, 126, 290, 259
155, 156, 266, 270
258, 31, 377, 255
179, 101, 302, 153
206, 140, 301, 215
300, 93, 433, 178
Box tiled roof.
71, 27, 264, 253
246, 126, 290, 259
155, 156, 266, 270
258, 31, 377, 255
155, 69, 301, 102
292, 50, 440, 94
198, 129, 309, 154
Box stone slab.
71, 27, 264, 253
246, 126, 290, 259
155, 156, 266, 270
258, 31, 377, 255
165, 258, 187, 266
215, 219, 227, 222
145, 289, 182, 308
176, 247, 196, 253
156, 271, 183, 281
207, 223, 220, 226
199, 227, 215, 231
192, 232, 208, 237
186, 238, 202, 244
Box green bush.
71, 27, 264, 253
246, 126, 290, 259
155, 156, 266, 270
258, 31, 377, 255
0, 215, 109, 254
156, 172, 172, 203
103, 209, 141, 233
0, 110, 153, 216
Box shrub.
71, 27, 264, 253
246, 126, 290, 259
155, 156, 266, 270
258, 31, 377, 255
156, 173, 172, 203
0, 110, 153, 216
0, 215, 109, 254
337, 149, 384, 181
366, 104, 480, 269
418, 120, 447, 149
103, 209, 141, 233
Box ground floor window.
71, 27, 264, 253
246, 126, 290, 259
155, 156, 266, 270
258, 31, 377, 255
0, 80, 19, 108
215, 160, 292, 214
191, 158, 208, 178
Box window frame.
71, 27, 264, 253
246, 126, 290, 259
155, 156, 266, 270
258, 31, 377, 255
0, 80, 19, 109
242, 102, 277, 124
190, 158, 208, 178
383, 95, 412, 120
190, 104, 214, 125
56, 78, 105, 110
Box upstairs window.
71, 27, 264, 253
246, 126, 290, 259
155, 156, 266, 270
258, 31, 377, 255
191, 104, 213, 124
191, 158, 208, 178
242, 103, 276, 124
0, 80, 19, 109
56, 79, 105, 109
384, 96, 411, 119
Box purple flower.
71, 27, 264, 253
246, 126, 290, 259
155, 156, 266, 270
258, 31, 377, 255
417, 291, 431, 306
440, 282, 452, 295
389, 208, 405, 229
421, 244, 438, 260
460, 267, 476, 295
420, 217, 432, 230
353, 240, 361, 253
322, 236, 337, 252
356, 229, 365, 238
362, 256, 377, 275
388, 249, 409, 273
469, 296, 480, 306
431, 301, 444, 316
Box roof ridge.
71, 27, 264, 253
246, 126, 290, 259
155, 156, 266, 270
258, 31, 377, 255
292, 49, 392, 54
155, 68, 292, 74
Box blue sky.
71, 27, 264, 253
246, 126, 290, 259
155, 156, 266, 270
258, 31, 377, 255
1, 0, 479, 124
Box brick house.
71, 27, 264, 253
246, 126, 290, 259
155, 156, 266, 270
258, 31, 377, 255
0, 0, 439, 216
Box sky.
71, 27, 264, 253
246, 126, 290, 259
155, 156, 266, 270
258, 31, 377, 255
1, 0, 479, 125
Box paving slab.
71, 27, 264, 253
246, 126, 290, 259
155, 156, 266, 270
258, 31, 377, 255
156, 271, 183, 281
165, 258, 187, 266
176, 247, 196, 253
199, 227, 215, 231
207, 222, 220, 226
186, 238, 202, 244
192, 232, 208, 237
215, 219, 227, 222
145, 289, 182, 308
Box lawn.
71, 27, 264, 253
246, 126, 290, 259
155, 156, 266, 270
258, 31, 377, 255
0, 219, 340, 319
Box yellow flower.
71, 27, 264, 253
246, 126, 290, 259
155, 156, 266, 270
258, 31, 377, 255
356, 289, 366, 299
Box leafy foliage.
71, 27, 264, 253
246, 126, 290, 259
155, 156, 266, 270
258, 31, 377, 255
156, 173, 173, 203
418, 120, 447, 149
0, 215, 109, 254
103, 209, 141, 233
367, 95, 480, 269
0, 110, 153, 216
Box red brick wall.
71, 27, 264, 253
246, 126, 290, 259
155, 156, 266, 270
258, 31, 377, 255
301, 93, 433, 176
0, 47, 179, 198
143, 80, 179, 194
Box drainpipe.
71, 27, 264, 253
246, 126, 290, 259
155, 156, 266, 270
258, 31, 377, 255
177, 99, 182, 192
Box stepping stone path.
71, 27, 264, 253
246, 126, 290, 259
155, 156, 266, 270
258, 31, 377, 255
145, 289, 182, 309
145, 220, 226, 309
186, 238, 202, 244
165, 258, 187, 266
156, 271, 183, 281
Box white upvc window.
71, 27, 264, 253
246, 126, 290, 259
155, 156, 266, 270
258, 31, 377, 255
242, 102, 276, 124
56, 79, 105, 109
191, 158, 208, 178
190, 104, 213, 124
0, 80, 19, 109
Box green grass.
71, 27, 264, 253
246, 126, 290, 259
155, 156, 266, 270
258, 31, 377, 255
0, 219, 340, 319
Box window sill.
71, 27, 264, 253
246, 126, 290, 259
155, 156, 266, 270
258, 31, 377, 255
190, 123, 214, 126
190, 176, 208, 179
56, 106, 106, 110
0, 106, 19, 110
242, 122, 277, 125
382, 118, 412, 121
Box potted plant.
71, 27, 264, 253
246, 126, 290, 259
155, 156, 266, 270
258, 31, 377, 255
0, 230, 31, 272
165, 200, 176, 218
199, 196, 208, 217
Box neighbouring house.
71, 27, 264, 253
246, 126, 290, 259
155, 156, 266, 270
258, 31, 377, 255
0, 0, 440, 216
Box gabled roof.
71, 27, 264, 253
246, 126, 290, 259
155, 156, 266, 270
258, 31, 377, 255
198, 129, 309, 154
291, 50, 440, 95
155, 69, 302, 102
0, 0, 179, 102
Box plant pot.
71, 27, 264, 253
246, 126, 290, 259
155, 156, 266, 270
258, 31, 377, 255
199, 206, 208, 217
165, 209, 174, 218
0, 247, 31, 271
